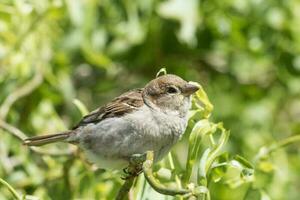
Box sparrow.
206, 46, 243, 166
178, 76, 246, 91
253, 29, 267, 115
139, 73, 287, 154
24, 74, 199, 170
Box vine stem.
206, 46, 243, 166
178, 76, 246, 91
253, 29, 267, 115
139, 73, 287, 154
143, 151, 192, 196
117, 151, 198, 199
0, 178, 22, 200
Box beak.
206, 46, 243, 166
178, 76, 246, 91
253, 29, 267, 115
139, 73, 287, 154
182, 83, 199, 96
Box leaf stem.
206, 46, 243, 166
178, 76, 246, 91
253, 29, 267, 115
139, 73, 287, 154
168, 153, 182, 189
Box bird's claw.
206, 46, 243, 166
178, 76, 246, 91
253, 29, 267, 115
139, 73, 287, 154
123, 167, 129, 174
121, 153, 146, 180
121, 165, 143, 180
129, 153, 146, 165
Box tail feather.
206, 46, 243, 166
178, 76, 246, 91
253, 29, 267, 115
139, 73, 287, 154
23, 131, 71, 146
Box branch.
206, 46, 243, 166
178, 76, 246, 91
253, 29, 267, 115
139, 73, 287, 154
116, 177, 136, 200
0, 72, 43, 120
116, 153, 146, 200
0, 119, 76, 157
0, 70, 76, 157
0, 119, 26, 141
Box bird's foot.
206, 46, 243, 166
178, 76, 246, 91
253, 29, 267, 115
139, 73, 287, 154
129, 153, 146, 165
121, 153, 146, 180
121, 165, 143, 180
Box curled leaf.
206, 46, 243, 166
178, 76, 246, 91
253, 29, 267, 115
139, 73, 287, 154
156, 68, 167, 77
191, 82, 213, 119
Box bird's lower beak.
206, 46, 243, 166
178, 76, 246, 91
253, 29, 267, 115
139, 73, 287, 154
182, 83, 199, 96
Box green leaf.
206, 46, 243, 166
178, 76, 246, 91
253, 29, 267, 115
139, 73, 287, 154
184, 119, 211, 184
198, 148, 210, 185
73, 99, 89, 116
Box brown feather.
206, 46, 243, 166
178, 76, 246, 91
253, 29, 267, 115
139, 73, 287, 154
23, 131, 71, 146
72, 88, 144, 129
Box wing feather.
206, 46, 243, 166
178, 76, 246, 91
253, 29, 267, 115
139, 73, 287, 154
72, 88, 144, 129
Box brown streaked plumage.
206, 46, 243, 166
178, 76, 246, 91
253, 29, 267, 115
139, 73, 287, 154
73, 89, 144, 129
23, 74, 199, 169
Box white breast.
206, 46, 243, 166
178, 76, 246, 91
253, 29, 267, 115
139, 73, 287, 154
123, 105, 188, 161
73, 104, 189, 169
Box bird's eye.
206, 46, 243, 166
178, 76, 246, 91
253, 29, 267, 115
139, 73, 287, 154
167, 86, 178, 94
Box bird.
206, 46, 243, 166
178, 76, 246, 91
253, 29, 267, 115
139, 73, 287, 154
24, 74, 199, 170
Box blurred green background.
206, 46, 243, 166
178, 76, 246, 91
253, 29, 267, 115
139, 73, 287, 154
1, 0, 300, 199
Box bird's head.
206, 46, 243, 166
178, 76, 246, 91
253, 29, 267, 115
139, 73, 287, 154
143, 74, 199, 117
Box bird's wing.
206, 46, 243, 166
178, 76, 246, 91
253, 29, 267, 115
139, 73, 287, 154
72, 88, 144, 129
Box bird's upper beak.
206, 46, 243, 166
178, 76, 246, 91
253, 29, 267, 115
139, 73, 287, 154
182, 83, 199, 96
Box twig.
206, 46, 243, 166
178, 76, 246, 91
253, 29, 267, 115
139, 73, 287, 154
0, 119, 26, 141
12, 8, 50, 52
116, 177, 136, 200
255, 134, 300, 162
0, 72, 43, 120
0, 178, 22, 200
116, 153, 146, 200
0, 119, 76, 157
265, 134, 300, 154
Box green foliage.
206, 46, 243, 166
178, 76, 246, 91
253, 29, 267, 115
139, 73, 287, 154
1, 0, 300, 199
